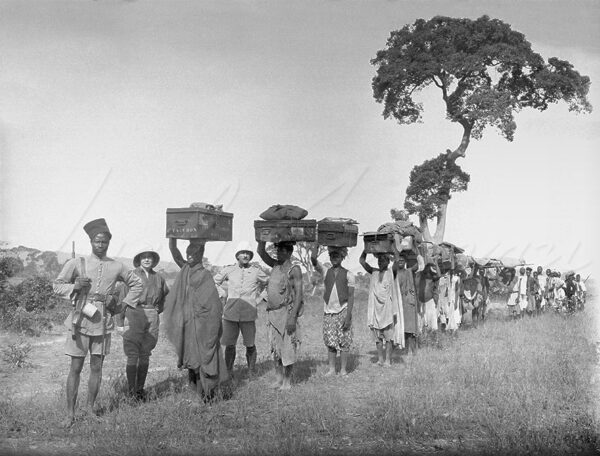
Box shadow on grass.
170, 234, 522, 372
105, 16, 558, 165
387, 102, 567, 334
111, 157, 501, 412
98, 370, 194, 415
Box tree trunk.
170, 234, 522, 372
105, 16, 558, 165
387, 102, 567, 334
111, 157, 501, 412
419, 215, 434, 243
446, 120, 472, 163
432, 121, 471, 242
433, 203, 447, 244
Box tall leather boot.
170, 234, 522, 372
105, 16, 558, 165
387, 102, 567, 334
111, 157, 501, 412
126, 363, 137, 397
225, 345, 236, 376
246, 345, 257, 377
136, 360, 149, 401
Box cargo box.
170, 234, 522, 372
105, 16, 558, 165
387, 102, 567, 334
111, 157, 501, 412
254, 219, 317, 243
317, 222, 358, 247
363, 232, 394, 254
419, 242, 441, 266
166, 208, 233, 241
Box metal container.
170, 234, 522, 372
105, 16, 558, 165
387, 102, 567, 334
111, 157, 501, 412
254, 219, 317, 243
363, 232, 394, 253
317, 222, 358, 247
166, 208, 233, 241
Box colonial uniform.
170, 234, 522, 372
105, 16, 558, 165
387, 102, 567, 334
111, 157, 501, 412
54, 254, 143, 357
214, 262, 268, 373
121, 249, 169, 397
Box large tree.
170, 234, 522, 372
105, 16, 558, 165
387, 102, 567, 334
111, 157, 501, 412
372, 15, 592, 243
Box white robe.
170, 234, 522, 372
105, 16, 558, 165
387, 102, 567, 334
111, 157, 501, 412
367, 268, 404, 348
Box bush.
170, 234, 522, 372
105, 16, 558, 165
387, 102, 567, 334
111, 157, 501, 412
0, 276, 69, 336
12, 276, 62, 313
0, 256, 24, 284
1, 338, 32, 368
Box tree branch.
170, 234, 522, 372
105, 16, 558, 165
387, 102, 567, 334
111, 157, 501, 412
446, 120, 473, 162
433, 204, 448, 243
419, 215, 434, 243
432, 75, 443, 89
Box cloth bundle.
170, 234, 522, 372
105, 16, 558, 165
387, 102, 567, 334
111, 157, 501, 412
377, 221, 423, 243
189, 202, 223, 211
260, 204, 308, 221
318, 217, 358, 225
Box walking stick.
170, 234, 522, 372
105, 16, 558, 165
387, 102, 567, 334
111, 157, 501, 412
101, 281, 117, 357
101, 296, 107, 357
72, 255, 88, 340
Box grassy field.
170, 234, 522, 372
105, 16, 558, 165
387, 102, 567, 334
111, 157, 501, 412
1, 288, 598, 455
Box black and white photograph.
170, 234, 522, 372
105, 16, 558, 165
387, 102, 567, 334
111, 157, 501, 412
1, 1, 598, 454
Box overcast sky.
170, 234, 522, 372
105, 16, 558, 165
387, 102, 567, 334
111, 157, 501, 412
1, 0, 599, 278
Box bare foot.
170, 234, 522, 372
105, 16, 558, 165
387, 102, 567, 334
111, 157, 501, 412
383, 361, 391, 368
323, 369, 336, 377
279, 381, 291, 391
269, 380, 283, 389
340, 371, 349, 377
376, 360, 384, 367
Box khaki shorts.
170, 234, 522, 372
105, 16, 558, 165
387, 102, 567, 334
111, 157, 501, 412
221, 319, 256, 347
65, 331, 111, 357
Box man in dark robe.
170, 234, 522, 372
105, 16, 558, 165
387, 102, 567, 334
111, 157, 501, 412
163, 238, 228, 400
395, 255, 419, 353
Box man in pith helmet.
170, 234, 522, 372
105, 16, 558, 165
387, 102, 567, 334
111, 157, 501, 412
214, 241, 268, 378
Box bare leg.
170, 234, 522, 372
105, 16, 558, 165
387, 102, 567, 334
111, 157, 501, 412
340, 351, 348, 376
280, 364, 293, 390
384, 341, 393, 367
87, 355, 104, 414
270, 357, 283, 388
64, 356, 85, 427
376, 341, 384, 365
325, 348, 336, 376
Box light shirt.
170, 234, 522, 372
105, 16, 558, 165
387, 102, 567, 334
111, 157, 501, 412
537, 274, 545, 293
214, 264, 269, 321
54, 254, 143, 336
317, 265, 355, 314
517, 275, 527, 295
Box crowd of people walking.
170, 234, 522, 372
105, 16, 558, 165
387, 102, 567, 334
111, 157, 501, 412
53, 217, 589, 426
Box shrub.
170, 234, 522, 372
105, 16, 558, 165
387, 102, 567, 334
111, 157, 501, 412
0, 276, 69, 335
1, 338, 32, 368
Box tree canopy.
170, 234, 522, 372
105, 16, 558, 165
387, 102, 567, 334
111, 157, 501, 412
371, 15, 592, 241
372, 15, 591, 159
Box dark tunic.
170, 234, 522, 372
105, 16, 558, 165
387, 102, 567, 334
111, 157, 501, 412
163, 263, 228, 395
396, 268, 418, 335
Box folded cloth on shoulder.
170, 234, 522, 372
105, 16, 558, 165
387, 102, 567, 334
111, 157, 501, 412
318, 217, 358, 224
189, 202, 223, 211
377, 221, 423, 243
260, 204, 308, 220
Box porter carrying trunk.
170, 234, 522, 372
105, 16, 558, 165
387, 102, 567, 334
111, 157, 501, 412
166, 207, 233, 240
317, 221, 358, 247
254, 219, 317, 243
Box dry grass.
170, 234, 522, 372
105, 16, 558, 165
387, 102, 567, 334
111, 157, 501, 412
0, 290, 598, 455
